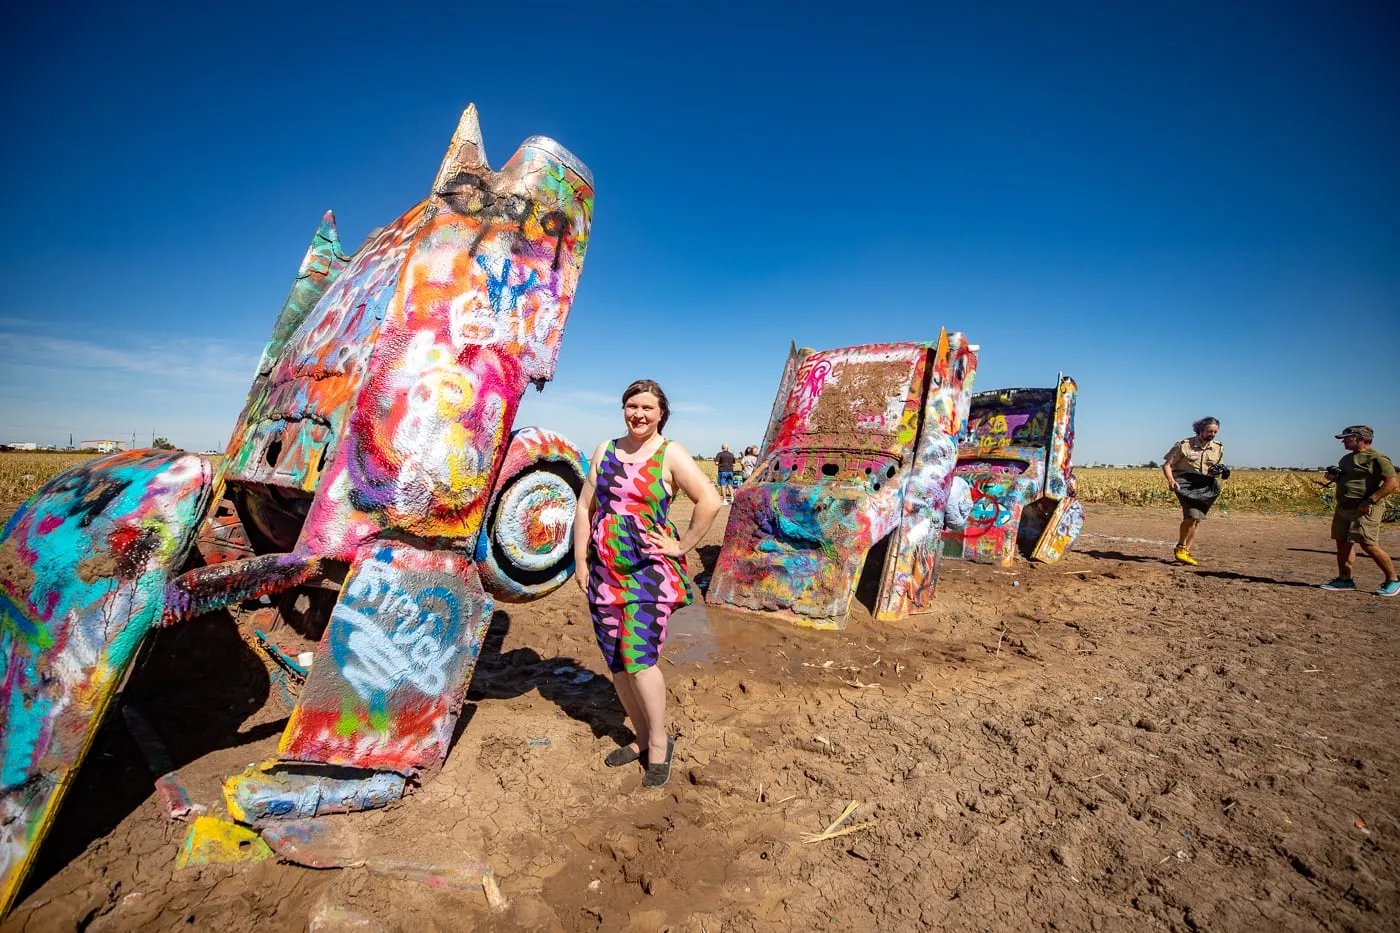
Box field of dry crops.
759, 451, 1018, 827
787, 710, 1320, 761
2, 455, 1393, 522
695, 461, 1395, 521
0, 452, 99, 505
1075, 466, 1340, 514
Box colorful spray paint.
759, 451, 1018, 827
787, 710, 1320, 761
707, 334, 978, 628
475, 427, 588, 600
0, 104, 594, 916
1, 451, 212, 912
299, 114, 593, 557
276, 544, 493, 773
224, 760, 406, 824
941, 376, 1083, 565
870, 331, 978, 620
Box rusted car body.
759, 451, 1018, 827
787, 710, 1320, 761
0, 105, 593, 914
941, 376, 1084, 565
706, 333, 978, 629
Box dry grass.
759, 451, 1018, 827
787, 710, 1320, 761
692, 459, 1391, 520
1075, 467, 1397, 521
3, 455, 1391, 522
1076, 467, 1337, 514
0, 452, 226, 512
0, 452, 100, 506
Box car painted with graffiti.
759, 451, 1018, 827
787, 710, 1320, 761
0, 105, 593, 915
941, 376, 1084, 566
706, 333, 978, 629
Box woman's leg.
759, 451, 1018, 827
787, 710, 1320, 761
613, 673, 650, 754
594, 602, 648, 754
629, 665, 668, 762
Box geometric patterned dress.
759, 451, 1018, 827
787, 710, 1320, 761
587, 439, 694, 673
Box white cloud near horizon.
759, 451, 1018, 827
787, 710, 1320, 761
0, 324, 749, 457
0, 324, 257, 449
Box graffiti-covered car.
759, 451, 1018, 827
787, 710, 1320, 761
705, 333, 978, 629
941, 376, 1084, 565
0, 105, 593, 914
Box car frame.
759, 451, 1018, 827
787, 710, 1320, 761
1, 105, 593, 915
941, 375, 1084, 566
705, 333, 978, 629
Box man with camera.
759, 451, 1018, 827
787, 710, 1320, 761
1162, 417, 1230, 566
1320, 425, 1399, 597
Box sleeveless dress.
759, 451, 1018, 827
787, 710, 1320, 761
588, 439, 694, 673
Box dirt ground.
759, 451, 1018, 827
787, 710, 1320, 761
4, 504, 1398, 933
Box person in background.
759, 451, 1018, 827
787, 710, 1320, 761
1319, 425, 1399, 597
1161, 417, 1229, 566
740, 445, 759, 488
574, 379, 722, 788
714, 444, 736, 505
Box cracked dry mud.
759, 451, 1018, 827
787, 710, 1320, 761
4, 505, 1398, 932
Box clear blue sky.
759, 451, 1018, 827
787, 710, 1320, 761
1, 1, 1396, 467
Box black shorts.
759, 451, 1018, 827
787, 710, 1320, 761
1174, 471, 1221, 520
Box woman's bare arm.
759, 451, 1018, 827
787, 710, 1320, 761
649, 441, 723, 555
573, 441, 607, 592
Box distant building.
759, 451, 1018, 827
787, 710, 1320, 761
79, 439, 124, 453
3, 442, 38, 451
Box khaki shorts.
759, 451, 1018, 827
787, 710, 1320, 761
1332, 503, 1384, 547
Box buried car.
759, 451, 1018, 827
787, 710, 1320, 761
706, 333, 978, 629
941, 376, 1084, 566
0, 104, 593, 914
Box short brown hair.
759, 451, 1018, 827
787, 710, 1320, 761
622, 379, 670, 430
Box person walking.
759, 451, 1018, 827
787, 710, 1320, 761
1161, 417, 1229, 566
574, 379, 722, 787
1319, 425, 1399, 597
714, 444, 737, 505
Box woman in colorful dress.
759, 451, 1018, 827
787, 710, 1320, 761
573, 379, 722, 787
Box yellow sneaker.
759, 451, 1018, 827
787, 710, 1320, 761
1174, 546, 1198, 566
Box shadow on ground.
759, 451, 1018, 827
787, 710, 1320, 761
1192, 569, 1317, 588
23, 609, 281, 899
1080, 548, 1173, 565
467, 610, 629, 746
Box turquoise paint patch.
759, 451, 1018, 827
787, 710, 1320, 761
771, 499, 825, 545
2, 656, 52, 788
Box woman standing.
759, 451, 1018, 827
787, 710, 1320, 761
1161, 417, 1229, 566
574, 379, 722, 787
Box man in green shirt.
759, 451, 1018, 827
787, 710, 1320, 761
1320, 425, 1399, 597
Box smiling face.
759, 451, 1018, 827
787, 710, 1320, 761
623, 392, 663, 441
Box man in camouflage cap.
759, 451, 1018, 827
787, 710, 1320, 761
1319, 425, 1399, 597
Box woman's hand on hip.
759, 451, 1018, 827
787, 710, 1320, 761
646, 529, 686, 558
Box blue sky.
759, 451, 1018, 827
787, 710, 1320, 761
1, 1, 1396, 467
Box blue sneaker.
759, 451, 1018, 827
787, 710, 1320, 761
1319, 578, 1356, 591
1376, 580, 1400, 598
